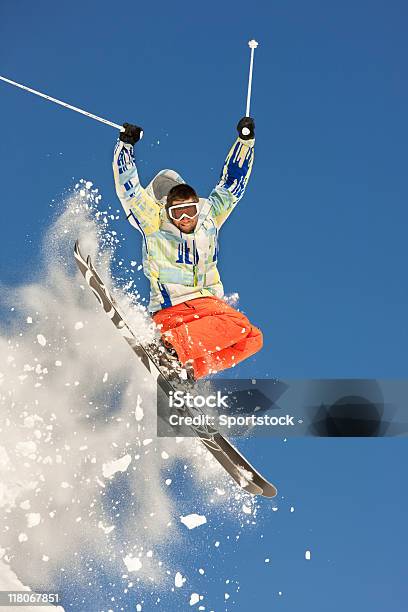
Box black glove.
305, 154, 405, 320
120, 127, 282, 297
237, 116, 255, 140
119, 123, 144, 145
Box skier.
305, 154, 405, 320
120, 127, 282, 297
113, 119, 262, 380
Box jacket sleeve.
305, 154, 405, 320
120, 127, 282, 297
112, 140, 161, 236
208, 136, 255, 228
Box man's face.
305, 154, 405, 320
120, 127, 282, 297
167, 197, 199, 234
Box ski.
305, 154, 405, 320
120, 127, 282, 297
73, 241, 277, 498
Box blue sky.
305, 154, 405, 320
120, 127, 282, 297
1, 0, 407, 610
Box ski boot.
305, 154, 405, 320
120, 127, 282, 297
147, 338, 195, 384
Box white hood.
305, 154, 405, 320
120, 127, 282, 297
145, 169, 186, 206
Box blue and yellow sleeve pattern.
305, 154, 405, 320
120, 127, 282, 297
113, 141, 161, 236
208, 137, 255, 228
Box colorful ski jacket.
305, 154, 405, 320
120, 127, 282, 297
113, 134, 254, 313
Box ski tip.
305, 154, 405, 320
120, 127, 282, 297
73, 239, 82, 258
87, 257, 97, 276
73, 240, 89, 274
261, 484, 278, 498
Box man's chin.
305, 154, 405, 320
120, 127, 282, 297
179, 224, 196, 234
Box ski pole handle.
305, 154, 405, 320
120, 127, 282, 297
245, 39, 259, 120
0, 74, 125, 131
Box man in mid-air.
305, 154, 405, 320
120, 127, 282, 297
113, 118, 262, 380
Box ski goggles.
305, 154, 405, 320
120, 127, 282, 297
168, 201, 199, 221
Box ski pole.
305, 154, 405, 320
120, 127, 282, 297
0, 75, 125, 131
245, 39, 259, 117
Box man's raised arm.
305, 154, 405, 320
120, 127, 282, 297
113, 123, 161, 236
208, 117, 255, 228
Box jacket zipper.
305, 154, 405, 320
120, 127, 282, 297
193, 239, 198, 287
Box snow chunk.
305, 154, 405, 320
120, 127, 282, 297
98, 521, 115, 534
175, 572, 186, 588
165, 479, 172, 486
123, 554, 142, 572
189, 593, 200, 606
180, 514, 207, 530
36, 334, 46, 347
236, 466, 254, 488
74, 321, 84, 330
161, 451, 169, 459
102, 372, 109, 383
85, 181, 93, 189
23, 414, 42, 428
18, 533, 28, 543
305, 550, 311, 560
26, 316, 32, 324
26, 513, 41, 528
15, 441, 37, 458
224, 292, 239, 306
242, 504, 252, 514
55, 360, 62, 367
103, 454, 132, 478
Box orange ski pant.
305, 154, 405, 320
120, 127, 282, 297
152, 296, 263, 379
